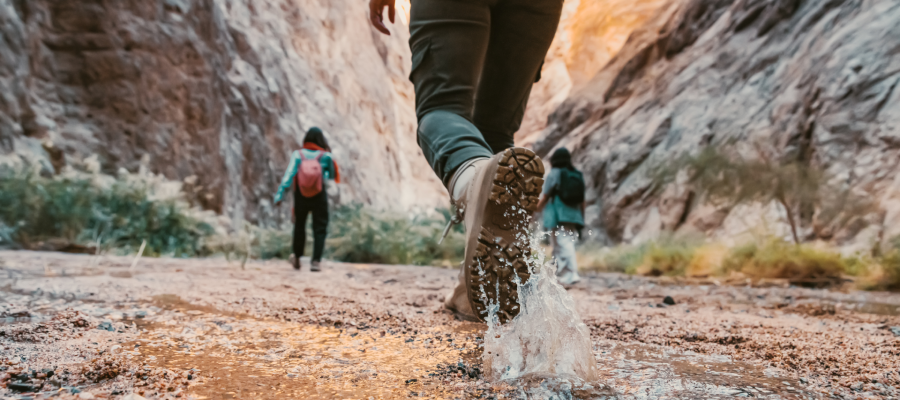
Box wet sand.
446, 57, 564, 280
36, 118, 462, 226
1, 250, 899, 399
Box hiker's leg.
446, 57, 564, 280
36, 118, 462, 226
409, 0, 493, 185
474, 0, 563, 153
550, 227, 564, 272
293, 197, 311, 259
554, 224, 581, 285
310, 193, 329, 263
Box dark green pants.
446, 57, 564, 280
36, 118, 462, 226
409, 0, 563, 185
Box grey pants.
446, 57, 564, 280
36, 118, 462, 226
408, 0, 563, 184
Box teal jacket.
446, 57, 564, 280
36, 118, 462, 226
542, 168, 585, 229
274, 149, 337, 203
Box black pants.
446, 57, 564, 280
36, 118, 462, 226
293, 188, 329, 262
408, 0, 563, 184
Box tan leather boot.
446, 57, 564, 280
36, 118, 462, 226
446, 148, 544, 323
444, 268, 481, 322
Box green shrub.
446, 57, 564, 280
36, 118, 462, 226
207, 205, 466, 267
877, 250, 900, 291
323, 204, 464, 266
0, 170, 213, 257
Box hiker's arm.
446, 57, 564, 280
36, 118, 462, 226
369, 0, 395, 35
535, 169, 557, 214
535, 194, 549, 213
323, 155, 337, 181
274, 153, 300, 205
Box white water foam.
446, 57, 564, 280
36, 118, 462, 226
482, 230, 599, 384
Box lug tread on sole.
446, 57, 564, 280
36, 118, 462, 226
468, 148, 543, 324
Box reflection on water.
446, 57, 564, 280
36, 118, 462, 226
132, 311, 485, 399
597, 343, 814, 399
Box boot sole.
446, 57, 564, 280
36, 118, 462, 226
465, 148, 544, 323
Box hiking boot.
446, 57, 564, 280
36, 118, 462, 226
444, 268, 482, 322
447, 148, 544, 323
310, 261, 321, 272
290, 254, 301, 270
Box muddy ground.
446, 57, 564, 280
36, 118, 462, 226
1, 250, 899, 399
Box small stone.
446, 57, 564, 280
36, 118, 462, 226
663, 296, 676, 305
8, 382, 37, 392
98, 320, 115, 332
405, 378, 418, 384
79, 392, 97, 399
890, 326, 900, 337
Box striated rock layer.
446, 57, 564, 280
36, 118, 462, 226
0, 0, 446, 224
536, 0, 900, 248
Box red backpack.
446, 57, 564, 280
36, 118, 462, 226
295, 151, 324, 197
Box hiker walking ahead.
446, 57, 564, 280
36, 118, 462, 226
274, 127, 341, 272
535, 147, 585, 286
370, 0, 563, 323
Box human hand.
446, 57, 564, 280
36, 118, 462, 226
369, 0, 395, 35
274, 200, 282, 207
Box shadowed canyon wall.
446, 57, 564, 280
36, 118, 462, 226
534, 0, 900, 250
0, 0, 445, 224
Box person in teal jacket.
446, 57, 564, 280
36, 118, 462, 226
535, 147, 585, 285
274, 127, 340, 272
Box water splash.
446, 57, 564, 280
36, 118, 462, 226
482, 230, 598, 384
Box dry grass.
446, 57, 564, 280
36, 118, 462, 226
578, 236, 900, 291
720, 240, 847, 288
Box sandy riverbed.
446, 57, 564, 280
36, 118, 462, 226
1, 250, 899, 399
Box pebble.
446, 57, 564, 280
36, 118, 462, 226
98, 320, 115, 332
8, 382, 37, 392
663, 296, 676, 305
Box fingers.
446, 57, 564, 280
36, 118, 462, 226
369, 0, 391, 35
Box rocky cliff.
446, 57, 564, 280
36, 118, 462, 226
518, 0, 671, 146
0, 0, 445, 224
536, 0, 900, 250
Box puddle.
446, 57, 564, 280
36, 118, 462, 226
0, 316, 36, 325
131, 315, 486, 399
151, 294, 236, 317
109, 270, 135, 278
597, 343, 813, 399
128, 307, 820, 399
838, 300, 900, 316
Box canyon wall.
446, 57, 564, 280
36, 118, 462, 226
536, 0, 900, 249
0, 0, 446, 225
517, 0, 671, 146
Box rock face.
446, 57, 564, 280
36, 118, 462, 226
536, 0, 900, 247
0, 0, 445, 223
518, 0, 671, 146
